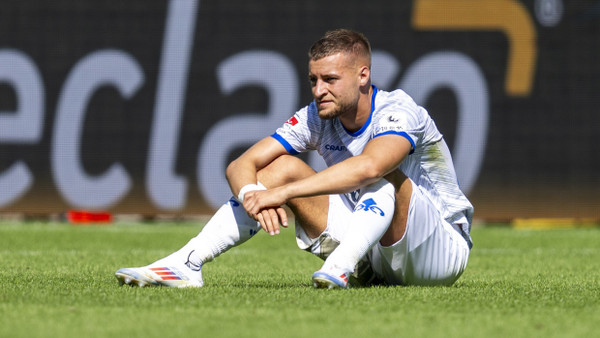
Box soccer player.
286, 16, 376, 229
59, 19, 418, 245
115, 29, 473, 289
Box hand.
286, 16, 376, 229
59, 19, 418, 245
243, 188, 289, 236
254, 206, 288, 236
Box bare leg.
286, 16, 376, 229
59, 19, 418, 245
256, 155, 329, 239
380, 170, 413, 246
256, 157, 412, 244
311, 169, 413, 288
116, 155, 329, 288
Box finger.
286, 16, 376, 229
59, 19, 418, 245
276, 207, 288, 227
245, 201, 259, 221
260, 210, 276, 235
243, 198, 256, 215
248, 211, 259, 222
267, 208, 280, 235
247, 199, 261, 216
256, 213, 268, 233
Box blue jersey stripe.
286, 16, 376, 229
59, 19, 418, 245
271, 133, 299, 155
373, 131, 415, 154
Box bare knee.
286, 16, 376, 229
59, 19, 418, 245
257, 155, 316, 188
258, 155, 328, 237
380, 169, 413, 246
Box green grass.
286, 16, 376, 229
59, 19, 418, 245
0, 221, 599, 338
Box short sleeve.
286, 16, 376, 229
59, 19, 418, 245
371, 90, 427, 154
271, 102, 321, 155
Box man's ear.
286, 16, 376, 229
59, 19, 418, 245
358, 66, 370, 86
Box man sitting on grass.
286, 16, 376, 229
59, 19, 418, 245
116, 28, 473, 289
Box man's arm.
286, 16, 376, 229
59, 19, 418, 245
225, 136, 289, 198
244, 134, 412, 217
225, 136, 293, 235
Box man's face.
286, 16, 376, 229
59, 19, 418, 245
308, 52, 362, 120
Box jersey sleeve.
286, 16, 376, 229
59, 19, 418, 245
372, 91, 425, 154
271, 102, 321, 155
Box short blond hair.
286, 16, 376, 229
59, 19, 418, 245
308, 29, 371, 67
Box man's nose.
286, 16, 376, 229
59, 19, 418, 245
314, 80, 326, 97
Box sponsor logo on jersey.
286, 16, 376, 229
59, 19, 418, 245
285, 116, 299, 126
354, 198, 385, 216
324, 144, 347, 151
388, 115, 399, 122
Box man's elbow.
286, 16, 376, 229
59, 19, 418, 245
360, 161, 388, 183
225, 160, 238, 182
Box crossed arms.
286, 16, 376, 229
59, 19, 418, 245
226, 134, 412, 235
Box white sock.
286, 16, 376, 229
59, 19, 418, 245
151, 197, 261, 274
321, 179, 396, 274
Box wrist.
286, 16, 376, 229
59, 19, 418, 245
280, 184, 294, 204
237, 183, 266, 203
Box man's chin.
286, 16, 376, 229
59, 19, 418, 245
317, 109, 341, 120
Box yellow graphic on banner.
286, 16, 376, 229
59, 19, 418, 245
413, 0, 537, 96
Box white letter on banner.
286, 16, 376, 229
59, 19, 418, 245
0, 50, 44, 206
52, 50, 143, 209
400, 51, 489, 194
198, 50, 299, 209
147, 0, 198, 210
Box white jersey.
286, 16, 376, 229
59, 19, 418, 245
272, 86, 474, 245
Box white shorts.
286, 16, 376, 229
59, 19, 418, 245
295, 181, 471, 286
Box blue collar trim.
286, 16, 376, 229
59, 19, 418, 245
343, 85, 378, 137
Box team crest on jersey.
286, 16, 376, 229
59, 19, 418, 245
285, 116, 299, 126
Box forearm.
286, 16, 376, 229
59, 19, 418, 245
241, 155, 380, 234
225, 157, 260, 197
279, 155, 384, 201
225, 137, 288, 197
280, 134, 412, 201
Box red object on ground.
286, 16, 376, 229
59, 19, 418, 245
67, 210, 112, 224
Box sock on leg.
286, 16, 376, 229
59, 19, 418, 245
151, 197, 261, 276
321, 179, 396, 274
